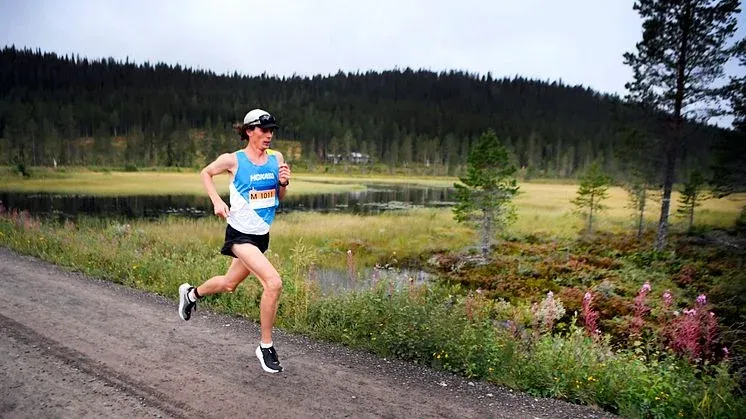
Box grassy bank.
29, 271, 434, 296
1, 208, 744, 417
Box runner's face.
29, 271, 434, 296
250, 126, 274, 149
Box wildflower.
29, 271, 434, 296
581, 291, 600, 338
666, 295, 720, 362
662, 289, 673, 310
641, 282, 651, 294
723, 347, 729, 358
631, 282, 652, 336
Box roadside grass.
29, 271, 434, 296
1, 206, 744, 417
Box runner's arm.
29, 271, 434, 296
276, 152, 291, 200
201, 153, 236, 218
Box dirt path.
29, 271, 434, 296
0, 248, 616, 418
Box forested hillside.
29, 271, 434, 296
0, 46, 726, 177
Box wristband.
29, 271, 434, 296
279, 180, 289, 187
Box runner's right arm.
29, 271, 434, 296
200, 153, 237, 219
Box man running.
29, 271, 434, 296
178, 108, 290, 373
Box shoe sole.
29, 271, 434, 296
178, 283, 191, 321
255, 346, 283, 373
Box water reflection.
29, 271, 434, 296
310, 266, 433, 296
0, 185, 455, 219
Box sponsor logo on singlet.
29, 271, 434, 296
250, 172, 276, 182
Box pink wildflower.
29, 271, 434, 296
641, 282, 651, 294
666, 294, 720, 362
662, 289, 673, 311
582, 291, 599, 338
631, 282, 651, 337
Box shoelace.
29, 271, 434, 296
266, 347, 279, 365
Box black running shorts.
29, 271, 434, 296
220, 224, 270, 257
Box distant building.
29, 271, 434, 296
325, 151, 371, 164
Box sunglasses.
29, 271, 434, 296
248, 113, 276, 126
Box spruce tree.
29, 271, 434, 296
572, 161, 611, 235
676, 170, 708, 232
453, 129, 519, 257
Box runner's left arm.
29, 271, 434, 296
276, 152, 290, 200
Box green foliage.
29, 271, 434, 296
453, 129, 519, 255
571, 161, 611, 234
710, 129, 746, 197
623, 171, 651, 238
14, 163, 30, 177
676, 170, 709, 232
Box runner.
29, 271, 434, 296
178, 108, 290, 373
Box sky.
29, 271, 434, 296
1, 0, 745, 126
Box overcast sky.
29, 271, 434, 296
2, 0, 745, 125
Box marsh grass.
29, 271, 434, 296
0, 168, 364, 196
270, 209, 475, 268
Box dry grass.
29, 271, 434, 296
0, 171, 363, 196
513, 183, 745, 238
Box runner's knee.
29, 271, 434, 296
265, 275, 282, 294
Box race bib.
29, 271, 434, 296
248, 188, 276, 209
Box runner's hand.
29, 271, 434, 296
279, 163, 291, 185
213, 201, 230, 219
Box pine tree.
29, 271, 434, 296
624, 0, 741, 250
624, 170, 651, 239
572, 161, 611, 235
453, 129, 519, 257
676, 170, 708, 232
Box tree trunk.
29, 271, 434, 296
656, 149, 675, 250
656, 2, 691, 251
481, 208, 493, 258
688, 194, 695, 231
637, 189, 646, 239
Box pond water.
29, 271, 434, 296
0, 185, 455, 220
311, 265, 433, 295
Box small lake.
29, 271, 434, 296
0, 185, 456, 219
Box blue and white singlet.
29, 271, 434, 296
227, 150, 280, 235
